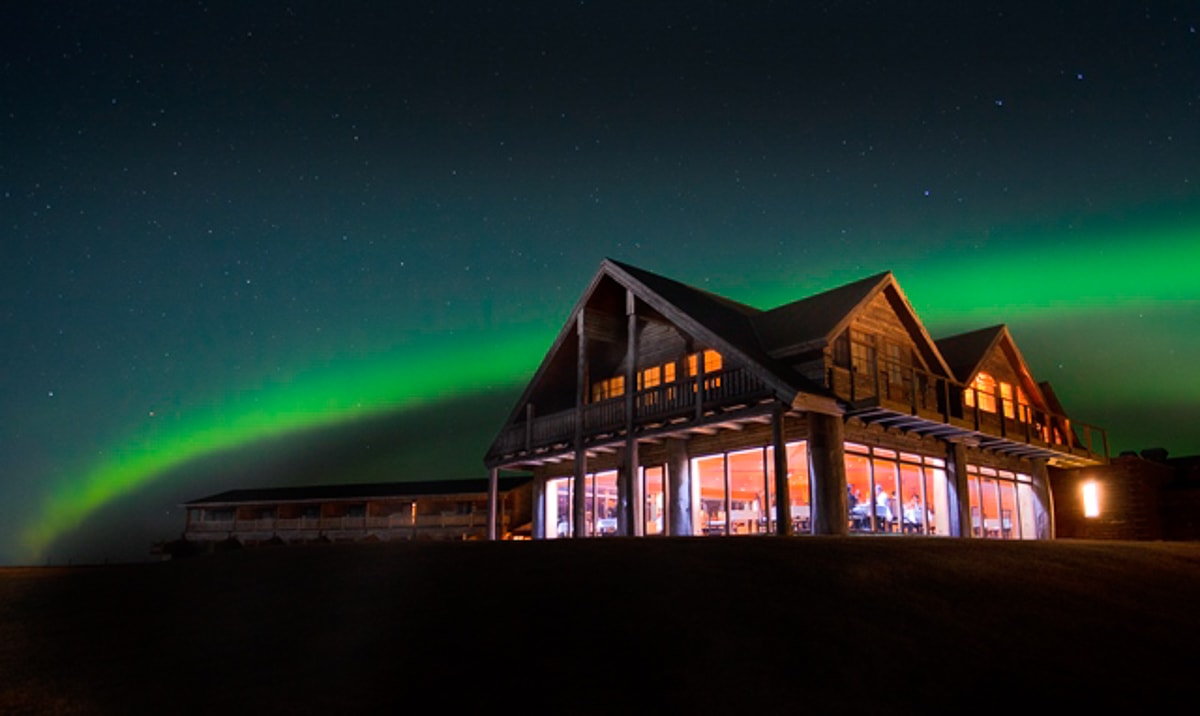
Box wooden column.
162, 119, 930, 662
532, 476, 545, 540
772, 404, 792, 536
1031, 458, 1053, 539
946, 441, 970, 538
573, 311, 588, 538
487, 466, 499, 541
667, 437, 692, 536
809, 411, 848, 536
620, 289, 641, 536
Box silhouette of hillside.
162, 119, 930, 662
3, 537, 1199, 714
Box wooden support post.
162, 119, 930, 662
621, 289, 641, 536
809, 411, 848, 536
532, 476, 545, 540
525, 403, 533, 454
772, 404, 792, 536
1031, 459, 1053, 539
574, 311, 588, 538
722, 452, 732, 536
487, 466, 499, 541
667, 437, 692, 536
946, 441, 970, 538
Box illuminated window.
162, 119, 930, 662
1017, 387, 1032, 422
639, 365, 662, 389
1082, 481, 1100, 518
998, 381, 1017, 418
965, 372, 997, 413
591, 375, 624, 402
687, 349, 722, 375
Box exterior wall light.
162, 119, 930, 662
1082, 481, 1101, 518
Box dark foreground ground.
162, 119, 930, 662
2, 537, 1199, 714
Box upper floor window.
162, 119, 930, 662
687, 349, 722, 375
850, 331, 876, 376
965, 373, 1031, 422
591, 350, 722, 402
592, 375, 625, 402
638, 362, 677, 389
964, 372, 998, 413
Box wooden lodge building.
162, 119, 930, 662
180, 477, 532, 547
482, 259, 1109, 542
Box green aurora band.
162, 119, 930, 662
20, 214, 1199, 561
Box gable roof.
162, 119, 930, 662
752, 272, 891, 356
936, 324, 1050, 410
492, 259, 961, 438
936, 325, 1007, 383
753, 271, 953, 377
494, 259, 822, 430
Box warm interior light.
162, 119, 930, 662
1082, 481, 1100, 518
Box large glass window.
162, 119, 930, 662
589, 471, 619, 536
689, 442, 805, 536
847, 444, 947, 536
642, 466, 666, 535
693, 455, 728, 535
967, 465, 1035, 539
546, 477, 572, 539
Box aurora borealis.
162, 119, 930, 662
3, 2, 1198, 564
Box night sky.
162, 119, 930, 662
3, 1, 1198, 564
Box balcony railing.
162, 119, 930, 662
829, 359, 1108, 462
491, 365, 771, 459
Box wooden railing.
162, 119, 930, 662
829, 358, 1108, 461
490, 366, 771, 458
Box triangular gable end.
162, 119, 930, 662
951, 325, 1052, 412
487, 259, 801, 447
822, 273, 955, 378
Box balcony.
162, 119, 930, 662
828, 360, 1108, 467
488, 365, 773, 463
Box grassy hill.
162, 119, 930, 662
3, 537, 1199, 714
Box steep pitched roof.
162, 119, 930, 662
604, 259, 824, 400
491, 259, 956, 438
935, 325, 1006, 383
937, 324, 1051, 410
752, 271, 892, 356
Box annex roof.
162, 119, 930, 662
184, 476, 531, 507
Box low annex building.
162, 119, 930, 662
181, 477, 532, 547
483, 259, 1108, 541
